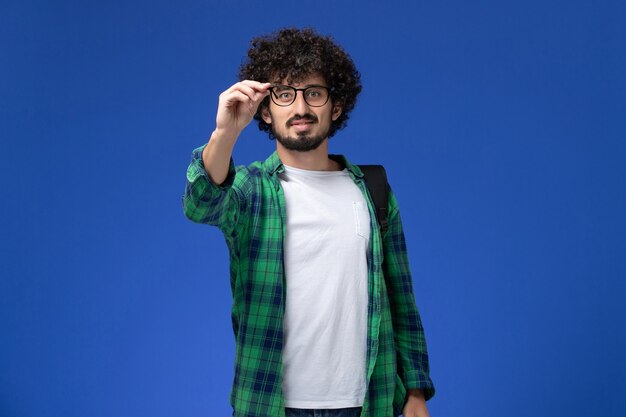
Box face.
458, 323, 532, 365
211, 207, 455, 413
261, 74, 342, 152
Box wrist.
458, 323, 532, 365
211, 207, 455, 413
212, 127, 239, 144
407, 389, 425, 399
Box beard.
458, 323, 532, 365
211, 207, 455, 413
272, 114, 330, 152
274, 131, 327, 152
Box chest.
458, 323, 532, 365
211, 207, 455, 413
278, 171, 371, 242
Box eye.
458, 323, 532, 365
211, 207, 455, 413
306, 88, 323, 98
272, 87, 295, 101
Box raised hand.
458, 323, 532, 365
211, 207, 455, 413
215, 80, 272, 139
201, 80, 271, 185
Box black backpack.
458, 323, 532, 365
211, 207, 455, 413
358, 165, 389, 235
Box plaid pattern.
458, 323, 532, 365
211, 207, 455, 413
183, 146, 435, 417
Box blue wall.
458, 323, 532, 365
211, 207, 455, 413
1, 1, 625, 416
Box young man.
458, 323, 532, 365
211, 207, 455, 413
183, 28, 435, 417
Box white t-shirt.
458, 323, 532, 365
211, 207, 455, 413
278, 164, 370, 409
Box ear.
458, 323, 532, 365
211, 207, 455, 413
331, 102, 343, 121
261, 105, 272, 124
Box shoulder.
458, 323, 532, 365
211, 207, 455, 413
234, 158, 273, 181
231, 156, 279, 198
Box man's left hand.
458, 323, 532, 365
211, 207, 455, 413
401, 389, 430, 417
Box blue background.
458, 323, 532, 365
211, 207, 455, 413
1, 1, 625, 416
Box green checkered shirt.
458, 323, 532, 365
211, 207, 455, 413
183, 146, 435, 417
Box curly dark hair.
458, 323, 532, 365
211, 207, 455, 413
238, 27, 362, 139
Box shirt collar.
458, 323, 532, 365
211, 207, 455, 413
263, 151, 365, 178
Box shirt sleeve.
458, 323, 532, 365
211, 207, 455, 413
383, 189, 436, 401
182, 144, 247, 234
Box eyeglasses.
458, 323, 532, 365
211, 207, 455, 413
269, 84, 331, 107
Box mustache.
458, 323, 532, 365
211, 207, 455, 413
287, 114, 318, 125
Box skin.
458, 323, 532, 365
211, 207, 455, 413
202, 75, 430, 417
202, 74, 343, 181
260, 74, 343, 170
404, 389, 431, 417
202, 79, 272, 184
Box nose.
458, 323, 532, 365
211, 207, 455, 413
292, 90, 311, 114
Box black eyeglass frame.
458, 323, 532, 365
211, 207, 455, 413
268, 84, 332, 107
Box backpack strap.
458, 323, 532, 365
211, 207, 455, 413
358, 165, 390, 235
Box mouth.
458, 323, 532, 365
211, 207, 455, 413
291, 121, 313, 132
289, 118, 316, 132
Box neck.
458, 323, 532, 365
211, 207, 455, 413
276, 140, 341, 171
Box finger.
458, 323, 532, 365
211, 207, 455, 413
236, 82, 271, 102
239, 80, 273, 99
225, 80, 265, 94
225, 90, 262, 115
222, 90, 251, 108
255, 88, 271, 102
240, 80, 273, 92
224, 83, 258, 102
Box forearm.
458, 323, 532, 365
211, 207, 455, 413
202, 128, 238, 185
184, 80, 268, 228
384, 193, 435, 399
202, 80, 270, 185
183, 144, 241, 229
